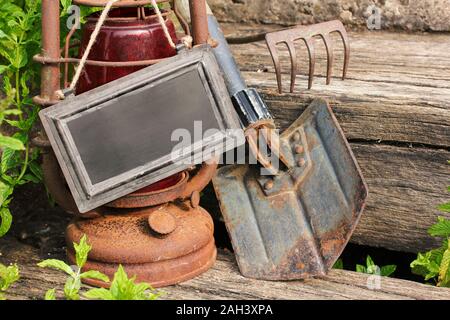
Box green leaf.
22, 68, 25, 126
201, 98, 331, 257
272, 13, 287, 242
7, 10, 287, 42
109, 265, 129, 300
0, 180, 13, 206
3, 109, 22, 116
64, 277, 80, 300
366, 264, 380, 275
0, 263, 20, 291
73, 234, 91, 268
105, 265, 160, 300
28, 161, 43, 182
20, 70, 30, 98
37, 259, 75, 277
333, 259, 344, 270
44, 288, 56, 300
2, 75, 12, 96
1, 148, 22, 175
411, 253, 431, 277
19, 173, 40, 184
80, 270, 110, 283
438, 244, 450, 287
61, 0, 73, 14
411, 251, 441, 281
366, 255, 375, 267
11, 47, 28, 69
84, 288, 113, 300
84, 265, 161, 300
380, 265, 397, 277
0, 135, 25, 151
0, 65, 8, 74
429, 217, 450, 238
1, 175, 14, 186
0, 207, 13, 237
4, 120, 24, 130
355, 264, 366, 274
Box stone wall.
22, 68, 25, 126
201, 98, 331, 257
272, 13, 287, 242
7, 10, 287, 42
208, 0, 450, 32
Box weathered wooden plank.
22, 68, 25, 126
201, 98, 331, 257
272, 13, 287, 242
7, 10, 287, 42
351, 143, 450, 252
226, 31, 450, 148
221, 28, 450, 252
2, 236, 450, 300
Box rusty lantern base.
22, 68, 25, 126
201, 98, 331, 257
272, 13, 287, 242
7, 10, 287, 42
66, 201, 217, 288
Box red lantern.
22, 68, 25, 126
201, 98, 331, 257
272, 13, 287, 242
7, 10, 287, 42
77, 7, 178, 93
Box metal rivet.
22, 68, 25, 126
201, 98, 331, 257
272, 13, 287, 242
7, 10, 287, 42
293, 132, 301, 141
295, 145, 304, 154
264, 180, 274, 190
297, 158, 306, 167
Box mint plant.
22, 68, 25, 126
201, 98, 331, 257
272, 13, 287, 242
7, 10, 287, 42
411, 216, 450, 287
0, 0, 43, 238
0, 1, 100, 238
356, 255, 397, 277
84, 265, 162, 301
38, 235, 110, 300
38, 234, 162, 300
0, 263, 20, 300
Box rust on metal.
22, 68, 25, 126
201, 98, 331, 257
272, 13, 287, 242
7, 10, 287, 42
265, 20, 350, 94
106, 161, 218, 208
66, 201, 216, 288
106, 172, 189, 208
39, 0, 60, 103
190, 190, 200, 209
179, 161, 218, 199
213, 99, 368, 280
245, 120, 290, 175
148, 209, 177, 235
34, 54, 165, 67
42, 153, 103, 219
189, 0, 209, 46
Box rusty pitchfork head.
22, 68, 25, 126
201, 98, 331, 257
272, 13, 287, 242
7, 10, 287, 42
265, 20, 350, 94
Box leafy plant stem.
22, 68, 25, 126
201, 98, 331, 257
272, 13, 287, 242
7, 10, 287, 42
15, 70, 23, 122
15, 141, 29, 184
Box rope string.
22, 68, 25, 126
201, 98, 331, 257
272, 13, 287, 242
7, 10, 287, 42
69, 0, 119, 92
150, 0, 176, 49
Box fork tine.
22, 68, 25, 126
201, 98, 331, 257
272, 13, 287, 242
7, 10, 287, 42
286, 41, 298, 93
265, 21, 350, 93
305, 38, 316, 90
321, 34, 334, 85
265, 36, 284, 94
337, 29, 350, 80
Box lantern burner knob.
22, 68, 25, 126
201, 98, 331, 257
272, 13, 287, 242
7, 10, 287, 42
148, 209, 177, 235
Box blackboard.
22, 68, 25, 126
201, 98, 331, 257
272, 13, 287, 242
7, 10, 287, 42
40, 46, 243, 213
67, 68, 221, 185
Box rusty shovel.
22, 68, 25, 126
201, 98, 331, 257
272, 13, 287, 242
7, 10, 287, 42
176, 1, 368, 280
213, 99, 368, 279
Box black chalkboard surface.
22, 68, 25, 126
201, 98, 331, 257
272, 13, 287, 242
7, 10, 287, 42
40, 46, 243, 213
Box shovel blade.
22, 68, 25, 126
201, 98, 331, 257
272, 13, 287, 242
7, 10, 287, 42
213, 99, 368, 280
